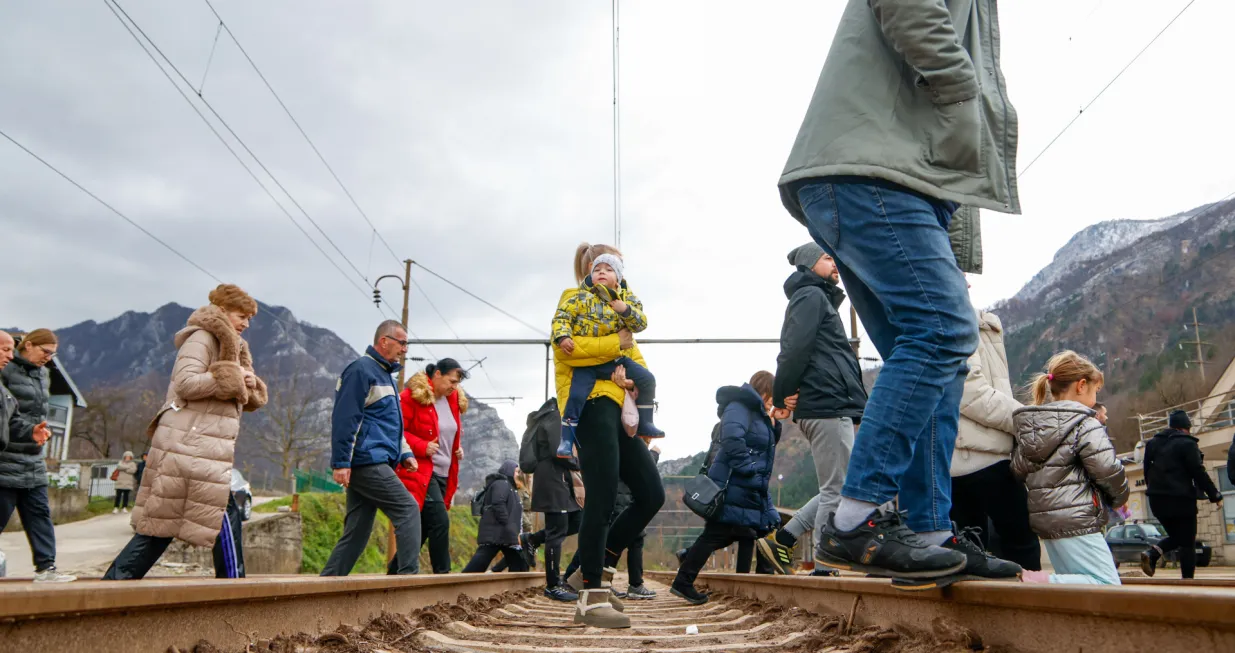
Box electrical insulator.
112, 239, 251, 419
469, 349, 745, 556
372, 288, 382, 306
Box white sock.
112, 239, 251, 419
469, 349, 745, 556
920, 530, 952, 546
832, 498, 881, 532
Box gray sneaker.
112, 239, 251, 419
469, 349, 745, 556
34, 566, 77, 583
626, 583, 657, 599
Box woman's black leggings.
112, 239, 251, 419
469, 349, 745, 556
575, 398, 665, 589
114, 489, 132, 509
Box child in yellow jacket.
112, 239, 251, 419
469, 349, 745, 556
552, 254, 662, 458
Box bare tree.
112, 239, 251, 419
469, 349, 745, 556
73, 383, 159, 458
255, 367, 332, 480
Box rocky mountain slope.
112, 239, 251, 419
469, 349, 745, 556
44, 302, 518, 497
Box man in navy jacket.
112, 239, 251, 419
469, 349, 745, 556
321, 320, 422, 576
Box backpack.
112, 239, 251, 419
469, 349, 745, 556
471, 485, 488, 517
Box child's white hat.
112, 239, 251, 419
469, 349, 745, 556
592, 253, 624, 283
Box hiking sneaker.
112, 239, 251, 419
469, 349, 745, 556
567, 565, 624, 612
545, 585, 578, 602
756, 532, 795, 575
34, 566, 77, 583
626, 583, 657, 599
670, 581, 709, 605
519, 532, 538, 569
611, 587, 628, 599
1141, 546, 1162, 577
815, 510, 966, 579
943, 526, 1022, 579
574, 589, 630, 628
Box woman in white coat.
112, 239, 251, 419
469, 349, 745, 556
949, 309, 1041, 571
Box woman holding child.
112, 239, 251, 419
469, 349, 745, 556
550, 242, 665, 629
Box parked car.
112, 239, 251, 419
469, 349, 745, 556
1105, 522, 1211, 567
231, 469, 253, 521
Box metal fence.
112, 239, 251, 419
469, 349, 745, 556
1137, 388, 1235, 440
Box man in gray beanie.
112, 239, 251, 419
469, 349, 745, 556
757, 244, 867, 575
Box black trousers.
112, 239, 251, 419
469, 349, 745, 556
528, 510, 582, 587
1150, 495, 1200, 579
0, 485, 57, 571
563, 530, 646, 586
735, 538, 754, 573
575, 398, 665, 588
104, 494, 245, 579
949, 460, 1042, 571
114, 489, 132, 509
420, 474, 452, 574
463, 544, 529, 573
674, 521, 763, 587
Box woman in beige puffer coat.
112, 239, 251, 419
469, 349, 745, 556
104, 284, 267, 580
949, 309, 1040, 570
112, 451, 138, 514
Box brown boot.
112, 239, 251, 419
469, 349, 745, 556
574, 589, 630, 629
567, 565, 625, 612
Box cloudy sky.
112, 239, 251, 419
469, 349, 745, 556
3, 1, 1233, 461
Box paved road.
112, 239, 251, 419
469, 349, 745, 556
1, 496, 279, 578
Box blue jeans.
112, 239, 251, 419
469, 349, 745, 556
563, 357, 655, 425
797, 177, 977, 534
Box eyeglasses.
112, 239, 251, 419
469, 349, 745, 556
383, 335, 409, 347
38, 346, 56, 358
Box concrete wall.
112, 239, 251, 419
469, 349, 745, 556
3, 487, 89, 532
163, 512, 303, 574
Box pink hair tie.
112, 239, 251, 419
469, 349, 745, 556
1047, 374, 1054, 380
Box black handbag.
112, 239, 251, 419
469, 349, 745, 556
683, 413, 750, 520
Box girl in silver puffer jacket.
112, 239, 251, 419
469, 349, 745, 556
1012, 351, 1128, 585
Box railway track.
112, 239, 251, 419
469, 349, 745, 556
2, 570, 1235, 652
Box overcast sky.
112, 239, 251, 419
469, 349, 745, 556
3, 1, 1234, 461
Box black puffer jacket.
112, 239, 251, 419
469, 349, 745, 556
477, 460, 522, 546
1, 381, 19, 452
519, 399, 580, 514
773, 268, 866, 421
0, 356, 49, 489
1144, 428, 1220, 502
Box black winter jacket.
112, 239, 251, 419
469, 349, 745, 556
519, 399, 580, 514
477, 461, 522, 546
0, 356, 49, 489
773, 269, 866, 421
1144, 428, 1220, 502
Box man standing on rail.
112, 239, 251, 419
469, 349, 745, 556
757, 243, 866, 575
777, 0, 1022, 581
320, 320, 422, 576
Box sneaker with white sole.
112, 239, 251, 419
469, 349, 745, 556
34, 566, 77, 583
626, 583, 657, 599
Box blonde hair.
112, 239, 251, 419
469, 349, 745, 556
19, 328, 57, 352
749, 370, 775, 398
1030, 350, 1104, 405
573, 242, 623, 284
208, 284, 258, 316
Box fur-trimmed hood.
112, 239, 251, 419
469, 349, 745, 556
405, 371, 469, 412
174, 304, 253, 369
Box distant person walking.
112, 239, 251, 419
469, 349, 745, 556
948, 307, 1040, 570
395, 359, 469, 574
1, 328, 73, 583
105, 285, 267, 580
113, 451, 138, 514
461, 460, 528, 573
0, 330, 56, 581
1141, 410, 1223, 579
759, 243, 866, 575
320, 320, 422, 577
518, 399, 583, 601
780, 0, 1021, 581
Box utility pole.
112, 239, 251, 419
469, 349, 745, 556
1188, 307, 1210, 383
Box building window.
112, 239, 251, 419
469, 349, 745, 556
45, 424, 66, 461
46, 404, 69, 427
1220, 466, 1235, 543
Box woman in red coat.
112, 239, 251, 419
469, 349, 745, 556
396, 358, 468, 574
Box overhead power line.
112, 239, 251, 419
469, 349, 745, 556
103, 0, 374, 304
409, 271, 507, 396
200, 0, 402, 269
413, 262, 548, 337
107, 0, 375, 294
1019, 0, 1199, 177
